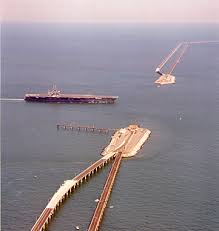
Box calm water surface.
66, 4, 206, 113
1, 23, 219, 231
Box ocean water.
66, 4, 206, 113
1, 23, 219, 231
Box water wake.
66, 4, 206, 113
0, 98, 24, 101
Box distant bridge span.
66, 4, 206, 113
155, 40, 219, 77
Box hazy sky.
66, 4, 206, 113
2, 0, 219, 23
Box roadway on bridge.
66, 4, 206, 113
88, 152, 123, 231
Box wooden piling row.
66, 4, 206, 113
56, 123, 117, 134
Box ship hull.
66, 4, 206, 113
24, 96, 116, 104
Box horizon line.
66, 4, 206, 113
1, 20, 219, 24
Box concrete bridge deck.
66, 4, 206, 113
87, 152, 122, 231
31, 152, 116, 231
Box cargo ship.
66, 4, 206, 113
24, 85, 118, 104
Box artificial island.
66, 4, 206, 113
31, 124, 151, 231
154, 40, 219, 85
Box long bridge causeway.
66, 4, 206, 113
155, 40, 219, 85
31, 151, 117, 231
87, 152, 123, 231
31, 124, 151, 231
